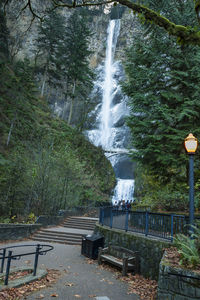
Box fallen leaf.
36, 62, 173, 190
25, 260, 31, 265
65, 282, 74, 287
36, 294, 45, 299
74, 295, 81, 298
50, 293, 58, 297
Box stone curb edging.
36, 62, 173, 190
0, 266, 47, 290
157, 250, 200, 299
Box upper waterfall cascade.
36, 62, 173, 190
87, 19, 135, 204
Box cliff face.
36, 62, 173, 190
5, 1, 138, 126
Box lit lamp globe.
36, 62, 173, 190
184, 133, 198, 154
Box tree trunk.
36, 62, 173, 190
7, 111, 17, 146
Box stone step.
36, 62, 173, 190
38, 230, 83, 237
31, 236, 82, 245
34, 232, 82, 240
31, 216, 97, 245
62, 218, 97, 230
63, 224, 95, 230
31, 229, 84, 245
63, 217, 97, 223
63, 219, 96, 225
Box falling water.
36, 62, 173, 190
100, 20, 120, 149
87, 19, 135, 204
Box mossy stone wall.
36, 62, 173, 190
0, 224, 41, 241
158, 251, 200, 299
95, 223, 170, 280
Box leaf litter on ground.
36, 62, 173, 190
86, 258, 157, 300
0, 269, 61, 300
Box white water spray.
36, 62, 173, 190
112, 179, 135, 203
87, 19, 135, 204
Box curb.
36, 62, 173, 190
0, 266, 47, 290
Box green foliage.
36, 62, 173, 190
35, 10, 66, 88
0, 55, 115, 218
27, 212, 36, 224
61, 9, 95, 126
34, 8, 95, 128
0, 5, 9, 61
133, 163, 189, 211
122, 0, 200, 210
174, 225, 200, 268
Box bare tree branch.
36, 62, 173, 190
3, 0, 200, 46
27, 0, 43, 20
51, 0, 114, 9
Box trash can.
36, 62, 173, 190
81, 234, 104, 259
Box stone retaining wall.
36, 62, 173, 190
0, 224, 41, 241
158, 251, 200, 300
94, 223, 170, 280
35, 215, 64, 226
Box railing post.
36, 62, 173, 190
145, 211, 149, 236
125, 210, 129, 232
171, 214, 174, 242
102, 208, 104, 226
0, 248, 6, 273
99, 208, 102, 224
33, 244, 40, 276
4, 250, 12, 285
110, 209, 113, 228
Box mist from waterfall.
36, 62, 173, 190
87, 19, 135, 204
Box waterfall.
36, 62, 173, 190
100, 20, 120, 149
87, 19, 135, 204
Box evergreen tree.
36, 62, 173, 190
61, 9, 94, 126
0, 5, 9, 60
122, 0, 200, 209
35, 10, 66, 96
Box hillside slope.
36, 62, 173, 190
0, 59, 116, 218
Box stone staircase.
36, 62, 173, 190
31, 216, 98, 245
62, 216, 97, 231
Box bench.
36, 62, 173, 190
98, 243, 139, 276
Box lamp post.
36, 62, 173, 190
184, 133, 198, 232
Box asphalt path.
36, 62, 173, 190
0, 240, 140, 300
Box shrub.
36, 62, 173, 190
174, 224, 200, 268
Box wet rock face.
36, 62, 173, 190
113, 155, 135, 179
5, 3, 138, 126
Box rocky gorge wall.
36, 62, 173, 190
5, 1, 139, 126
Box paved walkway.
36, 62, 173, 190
1, 239, 140, 300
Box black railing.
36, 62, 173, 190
99, 207, 197, 241
0, 244, 53, 285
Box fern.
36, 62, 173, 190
174, 225, 200, 268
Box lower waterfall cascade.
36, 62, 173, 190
86, 18, 135, 204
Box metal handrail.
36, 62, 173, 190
99, 207, 199, 242
0, 244, 53, 285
